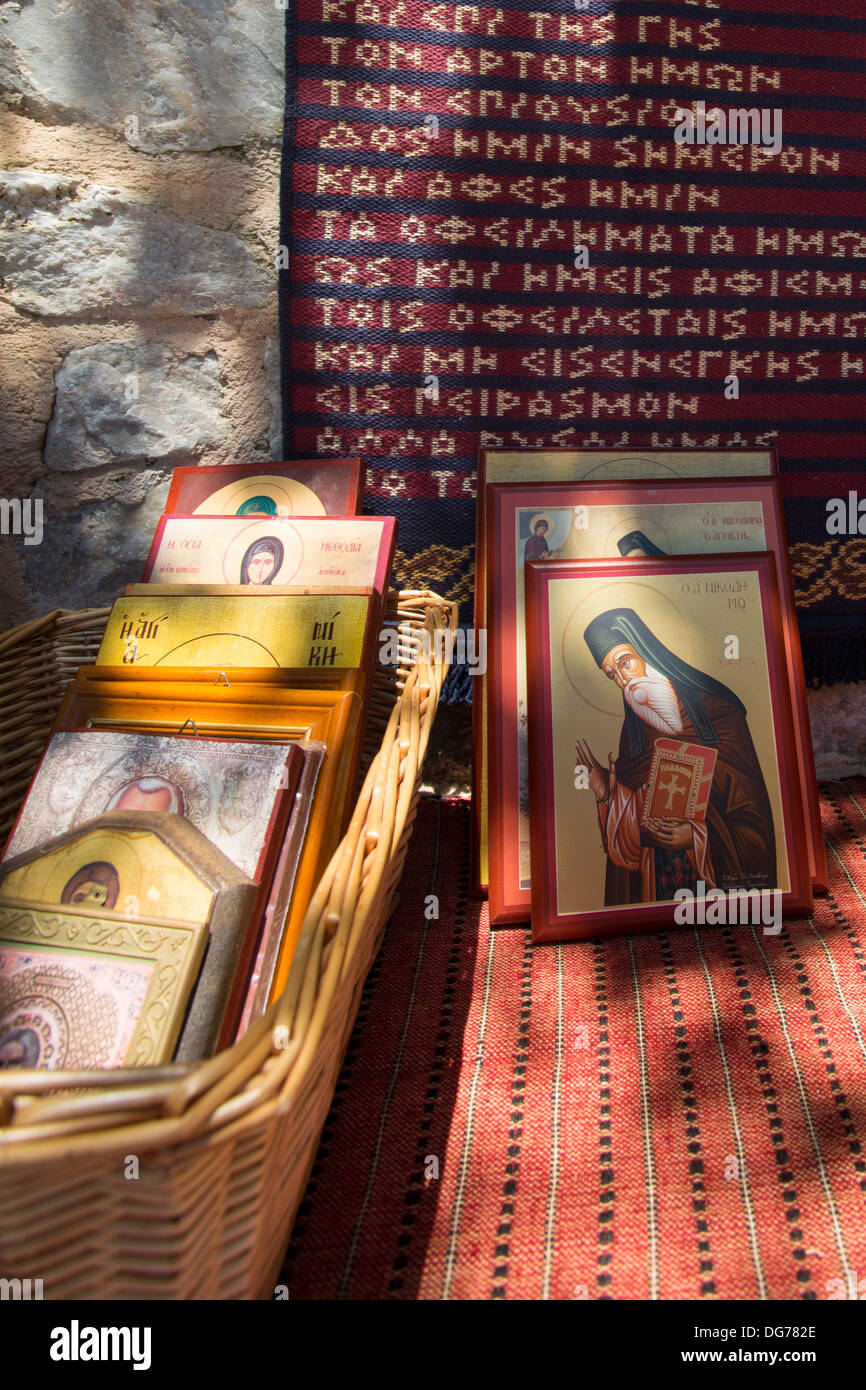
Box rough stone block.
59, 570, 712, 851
0, 172, 271, 318
45, 342, 228, 471
18, 469, 171, 611
0, 0, 284, 152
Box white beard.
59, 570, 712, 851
623, 664, 684, 735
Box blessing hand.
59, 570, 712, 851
575, 738, 613, 802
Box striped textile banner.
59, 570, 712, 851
279, 0, 866, 689
282, 788, 866, 1300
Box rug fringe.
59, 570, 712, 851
441, 661, 474, 705
801, 636, 866, 689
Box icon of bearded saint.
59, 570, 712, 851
576, 608, 776, 907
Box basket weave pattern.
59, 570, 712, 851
0, 592, 456, 1299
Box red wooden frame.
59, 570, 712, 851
485, 476, 825, 927
472, 446, 779, 897
142, 514, 396, 600
164, 458, 363, 518
524, 552, 812, 942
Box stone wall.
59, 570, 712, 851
0, 0, 285, 620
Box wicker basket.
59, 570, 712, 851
0, 591, 456, 1299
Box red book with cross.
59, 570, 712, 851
641, 739, 718, 824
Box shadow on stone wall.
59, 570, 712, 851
0, 0, 285, 622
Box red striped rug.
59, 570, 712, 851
281, 783, 866, 1300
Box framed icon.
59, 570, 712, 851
142, 515, 396, 596
485, 476, 824, 923
473, 446, 778, 895
163, 459, 363, 518
523, 552, 811, 941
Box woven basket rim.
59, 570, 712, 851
0, 590, 457, 1165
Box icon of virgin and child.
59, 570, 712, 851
522, 514, 563, 564
575, 608, 777, 906
523, 515, 667, 566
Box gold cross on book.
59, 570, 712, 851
658, 771, 685, 812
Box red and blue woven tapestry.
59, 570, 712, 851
279, 0, 866, 694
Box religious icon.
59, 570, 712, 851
240, 536, 284, 585
522, 553, 812, 941
577, 607, 776, 906
522, 514, 562, 564
0, 812, 259, 1062
52, 683, 367, 1034
95, 592, 375, 672
237, 496, 278, 516
2, 730, 298, 885
485, 477, 825, 926
0, 814, 252, 929
163, 459, 363, 518
106, 777, 183, 814
0, 901, 208, 1069
142, 515, 397, 595
616, 531, 668, 558
472, 447, 778, 897
60, 860, 120, 910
